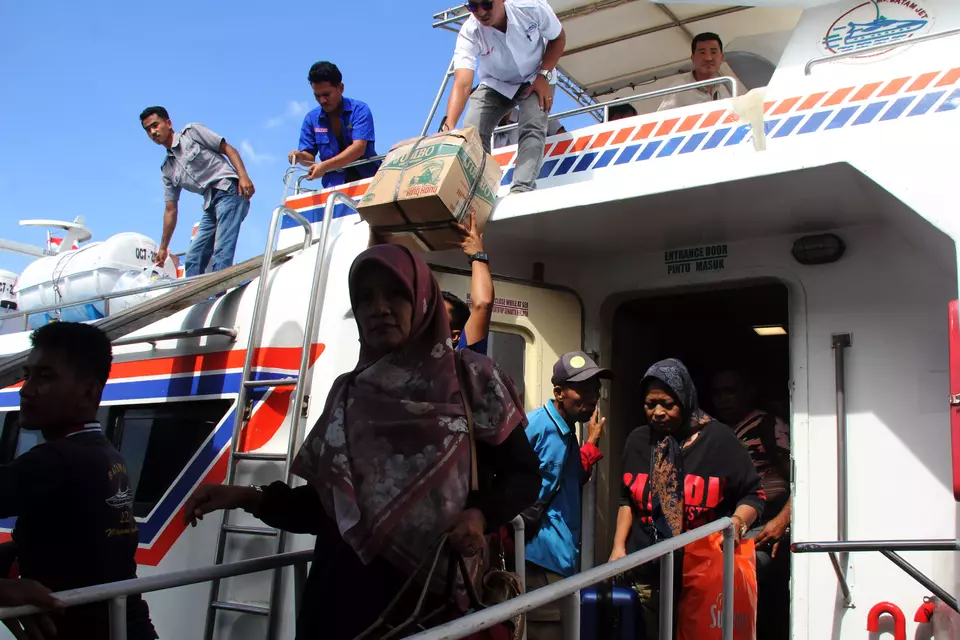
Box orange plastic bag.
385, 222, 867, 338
677, 532, 758, 640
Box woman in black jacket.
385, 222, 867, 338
184, 244, 541, 639
608, 358, 764, 638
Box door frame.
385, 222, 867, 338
596, 269, 809, 635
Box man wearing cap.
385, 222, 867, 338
521, 351, 610, 640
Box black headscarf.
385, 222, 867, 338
640, 358, 710, 437
640, 358, 713, 539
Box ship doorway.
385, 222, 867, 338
607, 280, 791, 638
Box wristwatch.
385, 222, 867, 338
243, 484, 265, 514
731, 515, 748, 539
538, 69, 554, 83
469, 252, 489, 264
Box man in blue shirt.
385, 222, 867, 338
523, 351, 609, 640
443, 213, 493, 355
288, 61, 380, 188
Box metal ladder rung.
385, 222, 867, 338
211, 601, 271, 616
223, 524, 279, 537
243, 377, 299, 388
233, 452, 286, 462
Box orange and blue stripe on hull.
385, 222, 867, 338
282, 66, 960, 226
0, 345, 324, 566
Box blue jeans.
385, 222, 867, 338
184, 181, 249, 277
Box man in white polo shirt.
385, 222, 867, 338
442, 0, 566, 194
658, 32, 739, 112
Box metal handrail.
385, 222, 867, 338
793, 538, 960, 612
805, 27, 960, 75
0, 549, 315, 634
433, 10, 468, 29
0, 518, 734, 640
0, 271, 210, 328
292, 154, 388, 194
279, 188, 347, 499
831, 333, 853, 608
0, 516, 527, 640
423, 58, 457, 136
111, 326, 238, 347
409, 518, 737, 640
261, 189, 344, 638
493, 76, 738, 134
793, 539, 960, 553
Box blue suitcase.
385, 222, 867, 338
581, 581, 646, 640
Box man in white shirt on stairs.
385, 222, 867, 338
442, 0, 566, 193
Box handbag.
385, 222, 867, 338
677, 533, 758, 640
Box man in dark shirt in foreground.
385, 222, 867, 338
0, 323, 157, 640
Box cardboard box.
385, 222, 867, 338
357, 127, 502, 252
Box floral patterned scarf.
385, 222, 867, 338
641, 358, 713, 539
291, 244, 525, 578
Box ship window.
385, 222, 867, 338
487, 330, 526, 405
14, 427, 43, 459
110, 400, 230, 518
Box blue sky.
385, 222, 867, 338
0, 1, 590, 276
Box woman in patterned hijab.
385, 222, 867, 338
184, 244, 540, 639
291, 243, 537, 574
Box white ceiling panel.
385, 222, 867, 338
663, 3, 735, 20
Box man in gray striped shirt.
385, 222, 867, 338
140, 106, 255, 276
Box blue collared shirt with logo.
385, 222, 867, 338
524, 400, 603, 577
298, 97, 380, 188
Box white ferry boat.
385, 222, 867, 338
1, 0, 959, 638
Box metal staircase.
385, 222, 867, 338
202, 192, 354, 639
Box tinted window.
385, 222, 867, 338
112, 400, 230, 517
488, 331, 526, 405
15, 428, 43, 458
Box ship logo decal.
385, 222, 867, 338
821, 0, 933, 60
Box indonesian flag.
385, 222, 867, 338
47, 233, 79, 251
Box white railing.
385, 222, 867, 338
409, 517, 736, 640
290, 75, 738, 196
0, 549, 315, 640
492, 76, 738, 135
0, 517, 737, 640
